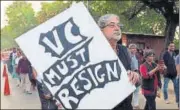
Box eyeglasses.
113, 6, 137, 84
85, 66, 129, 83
104, 22, 123, 28
148, 54, 155, 57
149, 55, 154, 57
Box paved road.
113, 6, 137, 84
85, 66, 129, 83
136, 75, 179, 109
1, 61, 179, 109
138, 85, 178, 109
1, 62, 40, 109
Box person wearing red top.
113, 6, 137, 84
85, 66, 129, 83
140, 50, 165, 110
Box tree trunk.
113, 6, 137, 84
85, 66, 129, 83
159, 17, 177, 60
164, 18, 177, 48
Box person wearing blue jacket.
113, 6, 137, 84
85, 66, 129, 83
175, 54, 180, 107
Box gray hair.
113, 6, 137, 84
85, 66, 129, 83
128, 43, 137, 49
144, 49, 155, 58
98, 14, 119, 29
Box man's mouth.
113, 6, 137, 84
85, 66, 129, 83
113, 32, 120, 36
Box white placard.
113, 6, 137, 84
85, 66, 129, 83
15, 2, 135, 109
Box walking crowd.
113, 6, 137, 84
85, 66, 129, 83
7, 48, 59, 109
3, 13, 180, 110
128, 42, 179, 110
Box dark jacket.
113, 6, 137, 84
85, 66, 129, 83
163, 51, 177, 79
36, 80, 58, 109
113, 44, 133, 110
17, 58, 31, 74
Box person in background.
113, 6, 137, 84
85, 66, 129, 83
28, 64, 37, 91
15, 50, 23, 87
163, 42, 178, 104
97, 14, 140, 110
32, 68, 58, 109
8, 48, 17, 76
128, 43, 140, 109
143, 46, 151, 54
17, 54, 32, 94
140, 50, 165, 110
136, 49, 145, 65
175, 54, 180, 107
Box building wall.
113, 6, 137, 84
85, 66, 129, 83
121, 34, 165, 59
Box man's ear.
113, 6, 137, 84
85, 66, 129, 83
101, 28, 104, 32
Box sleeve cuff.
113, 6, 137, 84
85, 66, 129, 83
147, 72, 153, 78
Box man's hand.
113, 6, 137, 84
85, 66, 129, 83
56, 102, 63, 109
128, 71, 140, 85
44, 94, 51, 99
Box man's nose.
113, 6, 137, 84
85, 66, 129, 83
114, 25, 120, 31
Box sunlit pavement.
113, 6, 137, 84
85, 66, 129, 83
1, 61, 40, 109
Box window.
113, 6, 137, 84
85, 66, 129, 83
136, 42, 145, 49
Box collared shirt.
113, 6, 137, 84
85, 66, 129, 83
130, 54, 139, 71
169, 51, 173, 56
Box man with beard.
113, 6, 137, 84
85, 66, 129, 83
97, 14, 140, 110
163, 42, 178, 104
